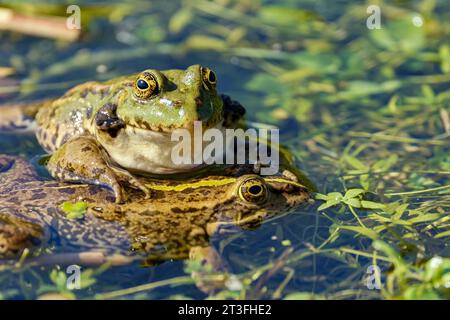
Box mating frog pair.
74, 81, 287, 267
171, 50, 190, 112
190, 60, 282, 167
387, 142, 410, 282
0, 66, 311, 284
3, 65, 246, 203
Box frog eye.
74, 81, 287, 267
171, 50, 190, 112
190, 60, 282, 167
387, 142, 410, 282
238, 177, 268, 204
133, 72, 159, 99
201, 67, 217, 89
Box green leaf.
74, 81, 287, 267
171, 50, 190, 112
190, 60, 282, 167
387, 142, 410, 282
359, 174, 370, 190
169, 8, 193, 34
340, 226, 378, 240
60, 201, 88, 220
258, 6, 320, 27
343, 155, 368, 171
281, 239, 292, 246
182, 35, 227, 52
369, 15, 425, 52
50, 270, 67, 290
290, 52, 341, 75
345, 198, 362, 208
327, 192, 344, 201
406, 213, 442, 224
435, 230, 450, 239
403, 286, 441, 300
372, 241, 407, 271
335, 80, 401, 100
80, 276, 97, 289
393, 203, 409, 220
439, 45, 450, 73
317, 199, 341, 211
423, 257, 447, 283
284, 292, 325, 300
372, 154, 398, 171
315, 193, 329, 201
246, 73, 284, 94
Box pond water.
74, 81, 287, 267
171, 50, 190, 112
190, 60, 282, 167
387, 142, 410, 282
0, 0, 449, 300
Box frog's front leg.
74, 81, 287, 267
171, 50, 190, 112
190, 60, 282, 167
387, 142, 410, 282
47, 136, 150, 203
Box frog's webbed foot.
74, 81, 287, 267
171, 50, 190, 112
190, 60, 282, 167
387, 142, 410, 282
221, 94, 246, 128
47, 136, 150, 204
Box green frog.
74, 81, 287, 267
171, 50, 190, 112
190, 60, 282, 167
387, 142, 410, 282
0, 155, 310, 268
1, 65, 245, 203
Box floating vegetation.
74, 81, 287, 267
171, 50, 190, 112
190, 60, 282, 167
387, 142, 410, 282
60, 201, 88, 220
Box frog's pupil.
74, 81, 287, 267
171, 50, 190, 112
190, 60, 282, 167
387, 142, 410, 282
137, 79, 149, 90
208, 71, 216, 83
249, 185, 262, 195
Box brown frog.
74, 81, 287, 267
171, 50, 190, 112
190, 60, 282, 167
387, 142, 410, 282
0, 155, 310, 268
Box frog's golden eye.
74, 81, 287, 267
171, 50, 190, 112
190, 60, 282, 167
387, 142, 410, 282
133, 72, 158, 99
238, 177, 268, 204
201, 67, 217, 89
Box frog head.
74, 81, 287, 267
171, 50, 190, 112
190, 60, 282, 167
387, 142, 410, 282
222, 174, 311, 230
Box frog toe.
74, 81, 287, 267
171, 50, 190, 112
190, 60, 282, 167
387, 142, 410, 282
126, 179, 152, 200
110, 167, 151, 200
141, 186, 152, 199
